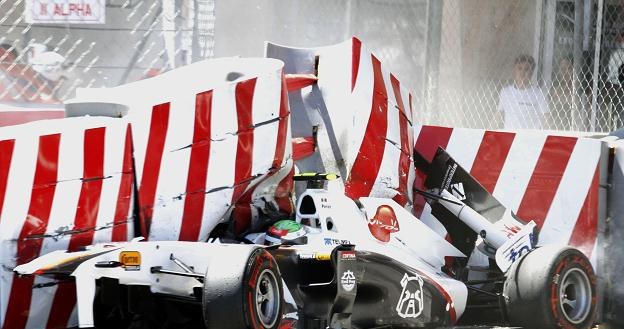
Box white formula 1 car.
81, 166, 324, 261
15, 151, 597, 329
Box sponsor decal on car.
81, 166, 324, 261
495, 221, 537, 272
119, 251, 141, 271
324, 238, 352, 246
340, 270, 356, 292
450, 182, 466, 201
396, 273, 424, 319
440, 162, 458, 191
298, 252, 331, 261
368, 205, 400, 243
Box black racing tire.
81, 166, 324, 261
503, 245, 596, 329
202, 245, 283, 329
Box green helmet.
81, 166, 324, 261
265, 220, 307, 246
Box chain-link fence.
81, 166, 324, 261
3, 0, 624, 133
425, 0, 624, 133
0, 0, 214, 104
213, 0, 427, 99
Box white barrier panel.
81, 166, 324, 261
0, 117, 134, 329
413, 125, 608, 265
69, 58, 293, 240
0, 103, 64, 127
266, 37, 416, 207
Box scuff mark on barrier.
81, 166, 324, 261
171, 116, 288, 151
22, 220, 132, 241
384, 137, 413, 158
394, 104, 413, 126
171, 160, 292, 201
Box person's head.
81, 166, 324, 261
513, 54, 535, 89
0, 44, 18, 63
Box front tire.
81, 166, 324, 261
503, 245, 596, 329
202, 246, 283, 329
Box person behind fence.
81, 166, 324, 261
498, 54, 549, 129
607, 31, 624, 129
550, 55, 586, 130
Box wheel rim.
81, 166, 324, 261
559, 267, 592, 324
255, 268, 280, 327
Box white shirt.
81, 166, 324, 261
498, 84, 549, 129
607, 43, 624, 85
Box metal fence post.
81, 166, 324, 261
573, 0, 584, 131
192, 0, 201, 63
423, 0, 443, 124
591, 0, 605, 132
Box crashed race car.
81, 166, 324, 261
15, 162, 597, 329
5, 38, 600, 329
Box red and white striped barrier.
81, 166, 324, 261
0, 57, 294, 328
70, 58, 293, 240
266, 37, 416, 206
413, 125, 608, 265
0, 117, 134, 329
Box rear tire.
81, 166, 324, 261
202, 246, 283, 329
503, 245, 596, 329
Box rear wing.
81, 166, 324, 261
417, 147, 528, 259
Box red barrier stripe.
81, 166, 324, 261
412, 126, 453, 217
516, 136, 577, 229
112, 124, 134, 242
234, 77, 293, 234
67, 127, 106, 252
233, 191, 253, 235
469, 131, 515, 193
3, 276, 35, 329
179, 90, 213, 241
568, 165, 600, 257
138, 102, 170, 238
414, 126, 454, 163
232, 79, 257, 234
275, 167, 294, 215
45, 283, 76, 329
3, 133, 60, 329
0, 139, 15, 222
284, 73, 317, 92
406, 93, 415, 152
408, 93, 414, 121
292, 137, 315, 161
351, 37, 362, 92
47, 128, 107, 328
272, 77, 289, 168
271, 77, 292, 213
345, 55, 388, 200
390, 74, 410, 206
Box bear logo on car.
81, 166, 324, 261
396, 273, 424, 318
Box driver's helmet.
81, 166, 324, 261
265, 220, 307, 246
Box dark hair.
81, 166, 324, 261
0, 43, 18, 61
515, 54, 535, 71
